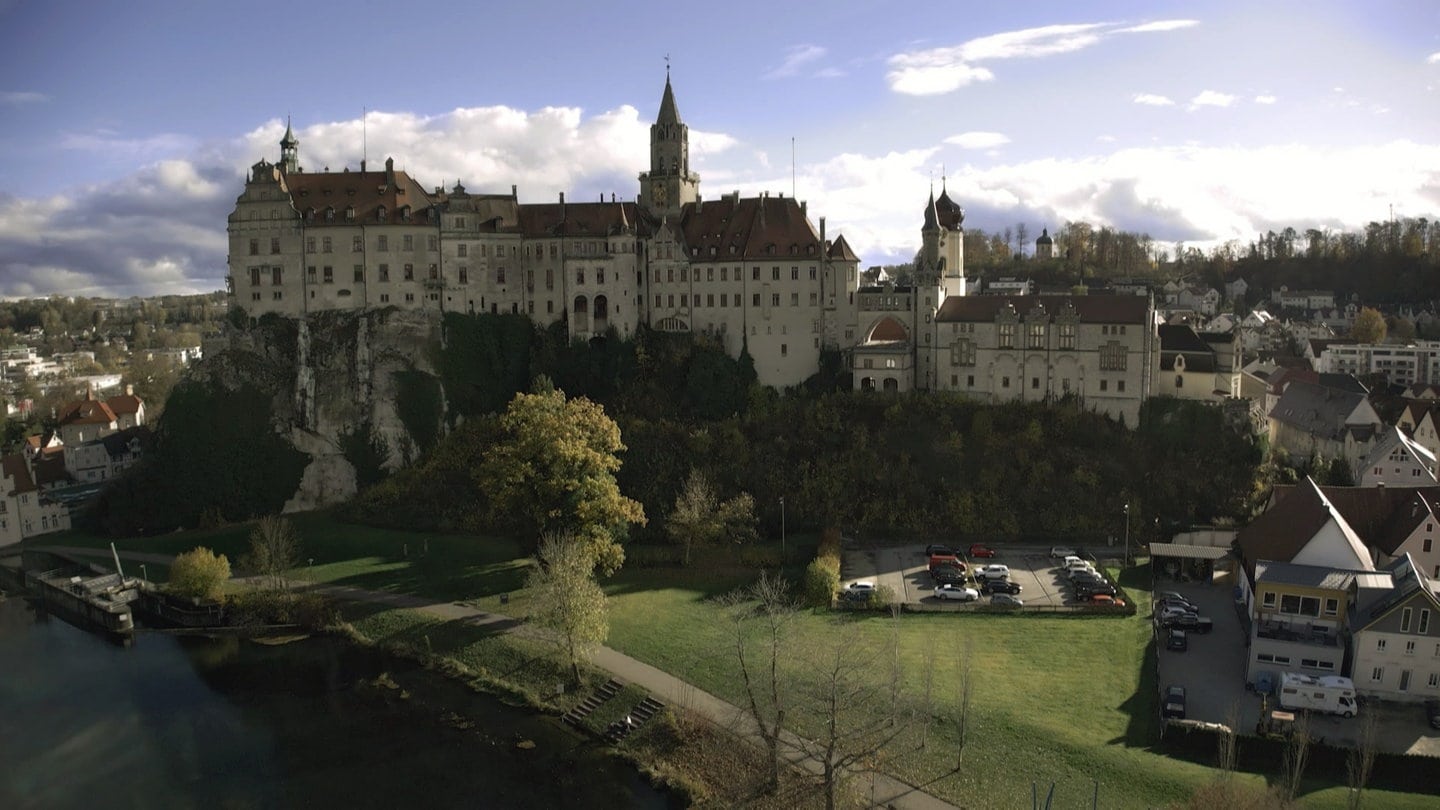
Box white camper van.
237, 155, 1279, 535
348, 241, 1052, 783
1277, 673, 1358, 717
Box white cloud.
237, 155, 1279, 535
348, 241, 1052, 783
1427, 52, 1440, 64
1189, 90, 1236, 109
1133, 93, 1175, 106
1117, 20, 1200, 34
764, 45, 828, 80
945, 131, 1011, 149
887, 20, 1196, 96
1254, 94, 1277, 104
61, 130, 197, 158
0, 91, 49, 105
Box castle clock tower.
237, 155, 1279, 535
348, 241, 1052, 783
639, 73, 699, 217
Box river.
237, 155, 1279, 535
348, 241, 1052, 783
0, 595, 669, 809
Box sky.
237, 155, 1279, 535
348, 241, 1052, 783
1, 0, 1438, 300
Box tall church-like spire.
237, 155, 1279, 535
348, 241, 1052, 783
657, 74, 681, 127
280, 117, 299, 174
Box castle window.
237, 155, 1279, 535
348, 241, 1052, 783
404, 264, 414, 281
428, 235, 438, 250
377, 235, 388, 251
1028, 323, 1045, 349
577, 269, 585, 285
305, 237, 315, 252
1100, 341, 1127, 371
354, 267, 364, 283
458, 244, 468, 258
1059, 323, 1076, 349
271, 238, 280, 254
322, 237, 333, 253
352, 236, 363, 251
497, 267, 506, 284
772, 267, 780, 281
377, 206, 387, 222
346, 207, 355, 221
598, 269, 605, 284
323, 267, 333, 284
403, 235, 413, 251
951, 339, 976, 367
429, 264, 438, 280
379, 264, 390, 282
791, 267, 799, 280
273, 267, 283, 286
249, 267, 261, 286
998, 323, 1015, 349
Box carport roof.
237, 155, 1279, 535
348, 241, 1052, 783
1150, 542, 1229, 560
1255, 560, 1360, 591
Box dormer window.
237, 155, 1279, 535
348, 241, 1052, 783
400, 206, 411, 222
376, 206, 387, 222
325, 207, 335, 222
346, 206, 355, 221
304, 208, 315, 222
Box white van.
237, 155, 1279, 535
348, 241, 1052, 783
1277, 673, 1358, 718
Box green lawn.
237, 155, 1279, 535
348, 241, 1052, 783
34, 520, 1436, 808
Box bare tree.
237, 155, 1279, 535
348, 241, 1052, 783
917, 638, 937, 750
1015, 222, 1030, 258
1217, 701, 1241, 777
954, 639, 975, 770
526, 532, 609, 685
246, 516, 300, 590
1282, 713, 1312, 801
719, 571, 795, 793
1346, 710, 1380, 809
799, 624, 913, 810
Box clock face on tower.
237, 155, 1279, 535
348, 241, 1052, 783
651, 180, 669, 207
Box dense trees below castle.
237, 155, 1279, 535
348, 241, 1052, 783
959, 217, 1440, 307
348, 315, 1267, 550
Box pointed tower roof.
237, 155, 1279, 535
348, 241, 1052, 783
657, 76, 682, 125
281, 117, 298, 148
922, 187, 939, 230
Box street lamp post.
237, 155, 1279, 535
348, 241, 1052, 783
1123, 503, 1131, 567
140, 563, 148, 583
779, 497, 786, 561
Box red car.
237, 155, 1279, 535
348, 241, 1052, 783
968, 544, 997, 558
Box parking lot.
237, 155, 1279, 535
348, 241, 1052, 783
840, 542, 1123, 609
1154, 575, 1440, 756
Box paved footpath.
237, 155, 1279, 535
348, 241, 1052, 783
37, 545, 959, 809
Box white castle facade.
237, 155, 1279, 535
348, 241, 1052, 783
228, 76, 1158, 423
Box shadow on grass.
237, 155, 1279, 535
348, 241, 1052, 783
1114, 626, 1160, 748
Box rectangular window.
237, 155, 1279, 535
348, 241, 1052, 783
354, 266, 364, 283
1262, 591, 1276, 609
1422, 610, 1432, 634
1028, 322, 1046, 349
1403, 608, 1413, 632
377, 235, 388, 251
1118, 380, 1126, 392
576, 269, 585, 285
323, 266, 333, 284
322, 237, 333, 253
497, 267, 506, 284
810, 266, 817, 280
752, 267, 760, 281
379, 264, 390, 282
270, 237, 280, 254
1430, 673, 1440, 688
772, 293, 780, 307
668, 295, 675, 307
428, 235, 437, 250
772, 267, 780, 281
791, 267, 799, 280
654, 295, 661, 308
458, 268, 468, 284
353, 236, 363, 252
249, 239, 260, 255
1002, 376, 1010, 388
753, 293, 761, 307
1371, 667, 1384, 682
1100, 341, 1127, 371
1324, 598, 1338, 616
307, 265, 317, 281
1059, 322, 1075, 349
1378, 639, 1388, 651
707, 294, 714, 307
1032, 377, 1040, 389
681, 295, 688, 307
458, 244, 468, 258
998, 323, 1015, 348
404, 264, 414, 281
304, 237, 314, 253
967, 375, 974, 386
721, 267, 729, 281
547, 300, 554, 314
791, 293, 799, 306
1426, 538, 1434, 553
1406, 640, 1416, 655
951, 339, 976, 367
403, 234, 413, 251
781, 343, 788, 356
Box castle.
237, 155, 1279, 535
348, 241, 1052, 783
228, 76, 1157, 423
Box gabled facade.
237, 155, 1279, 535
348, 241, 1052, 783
1350, 555, 1440, 701
0, 453, 71, 548
1268, 380, 1382, 468
1248, 561, 1356, 682
1356, 426, 1438, 488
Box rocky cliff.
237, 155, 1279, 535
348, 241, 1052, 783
194, 309, 446, 512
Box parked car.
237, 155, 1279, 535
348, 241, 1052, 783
1162, 613, 1210, 633
1157, 595, 1196, 612
1166, 629, 1188, 651
1062, 555, 1091, 569
974, 564, 1011, 581
925, 544, 956, 558
968, 543, 997, 558
1074, 581, 1117, 597
1069, 569, 1107, 584
933, 584, 980, 602
1088, 594, 1125, 607
1425, 699, 1440, 730
841, 581, 876, 602
1162, 685, 1187, 719
1157, 605, 1198, 622
981, 579, 1022, 595
1157, 591, 1190, 604
929, 553, 964, 571
931, 567, 966, 585
1050, 546, 1079, 558
990, 593, 1023, 608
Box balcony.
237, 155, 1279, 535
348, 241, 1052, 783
1255, 616, 1341, 648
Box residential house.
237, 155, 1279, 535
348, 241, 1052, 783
0, 452, 72, 547
1350, 555, 1440, 701
1268, 379, 1382, 468
1176, 286, 1221, 316
54, 387, 145, 445
985, 277, 1032, 296
1316, 340, 1440, 387
1157, 324, 1239, 402
1225, 277, 1249, 302
1236, 478, 1376, 682
1355, 426, 1438, 488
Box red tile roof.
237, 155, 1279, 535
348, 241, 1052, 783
1235, 478, 1335, 579
827, 234, 860, 262
673, 194, 821, 261
284, 162, 436, 226
1, 453, 36, 495
518, 200, 639, 239
57, 397, 117, 427
106, 394, 143, 417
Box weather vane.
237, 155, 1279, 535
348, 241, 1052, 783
665, 53, 670, 78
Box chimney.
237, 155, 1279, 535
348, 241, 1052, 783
360, 160, 366, 172
511, 184, 517, 199
125, 384, 134, 396
820, 217, 826, 246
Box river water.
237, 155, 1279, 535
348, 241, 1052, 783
0, 596, 668, 809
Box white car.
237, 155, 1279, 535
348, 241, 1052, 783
1064, 558, 1094, 572
973, 564, 1011, 581
1158, 605, 1198, 622
933, 584, 980, 602
1050, 546, 1079, 558
845, 581, 876, 594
